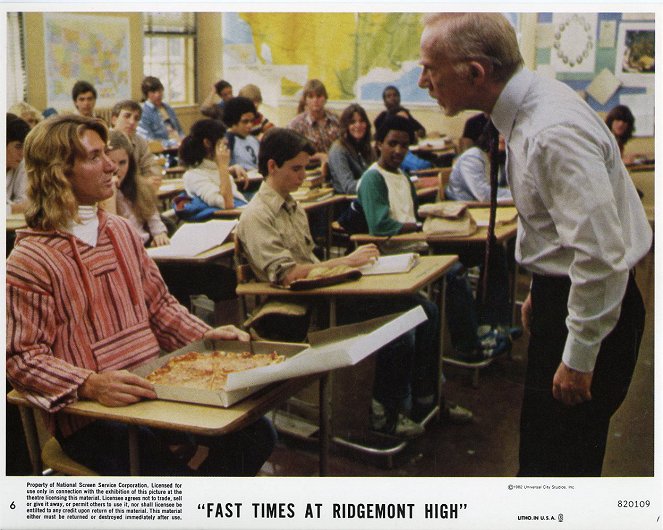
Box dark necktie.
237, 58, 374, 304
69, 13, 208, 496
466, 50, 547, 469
480, 120, 500, 305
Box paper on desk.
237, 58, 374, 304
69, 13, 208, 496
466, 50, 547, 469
146, 219, 237, 258
358, 253, 419, 276
224, 306, 427, 391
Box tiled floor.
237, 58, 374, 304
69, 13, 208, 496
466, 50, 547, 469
262, 251, 655, 477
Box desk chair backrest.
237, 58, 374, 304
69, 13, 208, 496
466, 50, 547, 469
234, 236, 255, 284
234, 236, 259, 327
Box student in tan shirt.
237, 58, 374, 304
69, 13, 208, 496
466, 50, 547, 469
238, 128, 469, 438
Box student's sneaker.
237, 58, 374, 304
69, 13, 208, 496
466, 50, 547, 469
479, 326, 513, 359
443, 403, 474, 425
369, 399, 425, 439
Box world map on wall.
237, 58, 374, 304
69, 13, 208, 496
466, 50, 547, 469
222, 13, 432, 104
44, 14, 130, 109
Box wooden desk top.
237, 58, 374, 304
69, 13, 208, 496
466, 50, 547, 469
149, 241, 235, 264
350, 222, 517, 247
157, 178, 185, 200
237, 254, 458, 298
626, 161, 655, 173
8, 375, 316, 436
213, 194, 349, 219
410, 137, 456, 156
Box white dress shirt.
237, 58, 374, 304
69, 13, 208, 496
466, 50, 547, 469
491, 67, 651, 372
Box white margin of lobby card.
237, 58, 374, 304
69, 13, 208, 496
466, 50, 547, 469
0, 2, 660, 530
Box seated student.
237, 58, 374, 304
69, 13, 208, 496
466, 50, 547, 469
327, 103, 375, 195
180, 119, 248, 211
445, 123, 517, 350
446, 126, 512, 202
6, 114, 30, 215
358, 115, 499, 362
374, 86, 426, 140
288, 79, 340, 165
201, 79, 233, 121
238, 128, 467, 437
358, 115, 423, 236
389, 108, 436, 175
8, 101, 42, 129
223, 97, 260, 172
72, 80, 99, 119
6, 114, 275, 476
458, 112, 489, 153
111, 99, 164, 193
137, 76, 185, 146
238, 84, 274, 137
605, 104, 637, 164
108, 130, 169, 247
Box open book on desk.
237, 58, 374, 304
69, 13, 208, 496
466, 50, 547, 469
146, 219, 237, 259
358, 253, 420, 276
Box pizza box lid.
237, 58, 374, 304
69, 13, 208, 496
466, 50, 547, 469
224, 306, 426, 391
132, 306, 426, 407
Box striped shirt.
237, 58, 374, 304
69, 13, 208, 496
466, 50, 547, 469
6, 210, 209, 438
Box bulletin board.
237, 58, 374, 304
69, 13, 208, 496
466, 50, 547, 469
534, 12, 654, 134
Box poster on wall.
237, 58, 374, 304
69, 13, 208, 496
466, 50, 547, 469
43, 13, 131, 110
616, 22, 655, 87
550, 13, 598, 73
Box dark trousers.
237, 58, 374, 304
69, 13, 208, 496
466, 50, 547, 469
518, 272, 645, 476
59, 417, 276, 476
337, 294, 440, 413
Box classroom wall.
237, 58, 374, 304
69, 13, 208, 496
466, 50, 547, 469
19, 11, 654, 154
22, 11, 207, 131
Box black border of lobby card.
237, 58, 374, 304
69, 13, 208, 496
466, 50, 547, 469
0, 2, 660, 529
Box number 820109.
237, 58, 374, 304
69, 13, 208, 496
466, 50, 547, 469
617, 500, 650, 508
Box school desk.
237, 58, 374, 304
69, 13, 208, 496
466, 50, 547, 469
236, 255, 459, 466
8, 374, 320, 476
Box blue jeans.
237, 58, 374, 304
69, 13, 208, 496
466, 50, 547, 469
59, 417, 276, 476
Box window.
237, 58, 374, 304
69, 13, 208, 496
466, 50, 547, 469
7, 12, 26, 106
143, 13, 196, 106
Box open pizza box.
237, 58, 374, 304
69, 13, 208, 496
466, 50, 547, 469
132, 306, 427, 408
